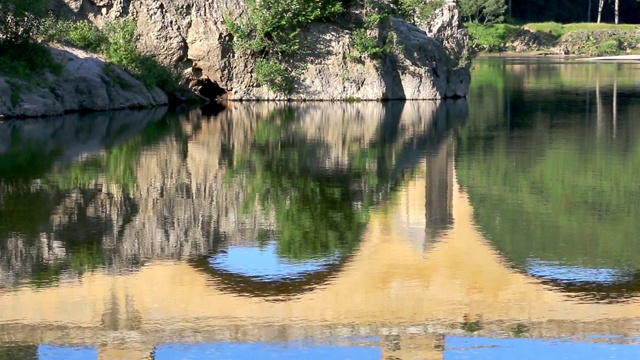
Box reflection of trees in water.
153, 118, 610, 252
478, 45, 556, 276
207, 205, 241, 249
0, 345, 37, 360
192, 101, 466, 296
0, 116, 174, 287
457, 60, 640, 300
224, 102, 466, 261
0, 101, 466, 291
229, 107, 372, 261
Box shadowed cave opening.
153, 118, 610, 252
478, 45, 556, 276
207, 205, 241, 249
198, 79, 227, 101
191, 78, 228, 117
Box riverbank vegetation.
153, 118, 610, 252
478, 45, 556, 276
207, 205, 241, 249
469, 21, 640, 54
41, 18, 177, 91
462, 0, 640, 54
224, 0, 445, 93
0, 0, 176, 92
0, 0, 61, 81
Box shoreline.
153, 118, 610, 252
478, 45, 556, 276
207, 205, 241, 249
478, 52, 640, 61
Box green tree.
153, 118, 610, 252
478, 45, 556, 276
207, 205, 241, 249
0, 0, 46, 45
0, 0, 61, 82
395, 0, 444, 24
459, 0, 507, 25
460, 0, 506, 51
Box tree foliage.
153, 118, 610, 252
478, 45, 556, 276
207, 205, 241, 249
459, 0, 507, 25
0, 0, 47, 45
395, 0, 444, 24
0, 0, 61, 82
40, 17, 177, 91
457, 60, 640, 271
226, 0, 346, 57
225, 0, 347, 93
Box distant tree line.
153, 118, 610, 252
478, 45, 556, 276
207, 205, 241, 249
507, 0, 640, 24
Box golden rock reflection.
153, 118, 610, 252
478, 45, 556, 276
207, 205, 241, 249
0, 101, 639, 359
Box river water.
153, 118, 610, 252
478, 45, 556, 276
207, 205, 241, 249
0, 58, 639, 359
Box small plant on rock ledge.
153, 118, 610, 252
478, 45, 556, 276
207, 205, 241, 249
255, 59, 294, 94
349, 4, 399, 60
224, 0, 346, 94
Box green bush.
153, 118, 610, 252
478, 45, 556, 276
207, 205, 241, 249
38, 17, 177, 92
395, 0, 444, 24
352, 28, 389, 57
349, 7, 398, 59
226, 0, 346, 93
102, 19, 138, 69
227, 0, 345, 56
40, 19, 106, 51
101, 19, 178, 91
0, 43, 62, 97
0, 0, 47, 46
0, 0, 61, 82
0, 41, 61, 79
467, 22, 521, 52
595, 40, 621, 56
255, 59, 294, 94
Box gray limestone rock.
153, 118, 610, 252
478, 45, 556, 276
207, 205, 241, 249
0, 46, 168, 118
51, 0, 471, 100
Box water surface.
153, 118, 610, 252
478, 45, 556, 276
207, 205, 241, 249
0, 58, 639, 359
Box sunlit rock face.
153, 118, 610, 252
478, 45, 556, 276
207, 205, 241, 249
51, 0, 470, 100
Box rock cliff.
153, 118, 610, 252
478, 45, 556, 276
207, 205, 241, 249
52, 0, 471, 100
0, 46, 168, 118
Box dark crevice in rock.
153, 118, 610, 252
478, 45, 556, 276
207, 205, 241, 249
198, 79, 227, 101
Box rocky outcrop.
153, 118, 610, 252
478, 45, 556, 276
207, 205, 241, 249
419, 0, 471, 96
52, 0, 471, 100
558, 30, 640, 55
420, 0, 470, 67
0, 46, 167, 118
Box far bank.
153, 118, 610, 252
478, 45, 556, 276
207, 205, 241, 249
469, 22, 640, 57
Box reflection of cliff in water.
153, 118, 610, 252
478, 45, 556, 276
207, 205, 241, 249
0, 101, 467, 290
0, 108, 169, 287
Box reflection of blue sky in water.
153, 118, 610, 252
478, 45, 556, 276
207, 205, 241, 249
445, 336, 640, 359
38, 345, 97, 360
525, 259, 633, 284
34, 337, 640, 359
155, 342, 380, 360
208, 241, 339, 280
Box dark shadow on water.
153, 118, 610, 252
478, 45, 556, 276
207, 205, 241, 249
535, 272, 640, 303
189, 253, 353, 300
199, 100, 227, 118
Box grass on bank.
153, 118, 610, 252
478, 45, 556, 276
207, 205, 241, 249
468, 21, 640, 54
525, 22, 640, 38
466, 22, 521, 52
